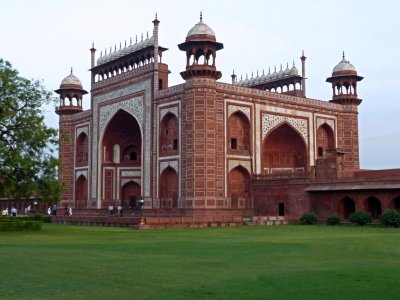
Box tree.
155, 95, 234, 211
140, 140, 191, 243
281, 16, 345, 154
0, 59, 62, 202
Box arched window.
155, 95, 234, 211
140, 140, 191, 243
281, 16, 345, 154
228, 112, 250, 154
316, 124, 334, 157
159, 167, 179, 208
262, 123, 307, 174
228, 166, 250, 209
159, 113, 179, 156
76, 133, 88, 166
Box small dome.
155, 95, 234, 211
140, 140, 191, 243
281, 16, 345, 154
283, 64, 291, 76
187, 20, 215, 38
290, 64, 298, 76
332, 53, 357, 74
60, 69, 83, 88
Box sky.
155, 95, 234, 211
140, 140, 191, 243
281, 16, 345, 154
1, 0, 399, 169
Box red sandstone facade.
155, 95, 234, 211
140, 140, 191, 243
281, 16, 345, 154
55, 15, 400, 221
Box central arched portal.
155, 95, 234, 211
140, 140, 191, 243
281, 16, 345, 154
101, 110, 142, 207
122, 182, 141, 208
262, 123, 307, 174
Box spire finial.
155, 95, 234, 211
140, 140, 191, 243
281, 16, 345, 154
262, 69, 265, 75
119, 42, 122, 50
92, 42, 94, 48
232, 69, 235, 75
125, 40, 127, 47
342, 51, 345, 59
200, 11, 203, 22
70, 67, 73, 74
147, 31, 149, 39
136, 35, 138, 43
293, 60, 295, 66
155, 12, 158, 20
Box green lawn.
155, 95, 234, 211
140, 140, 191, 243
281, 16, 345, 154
1, 224, 399, 300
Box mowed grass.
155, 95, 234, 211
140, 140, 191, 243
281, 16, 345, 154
1, 224, 400, 300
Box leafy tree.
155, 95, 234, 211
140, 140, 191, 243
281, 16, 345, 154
0, 59, 62, 202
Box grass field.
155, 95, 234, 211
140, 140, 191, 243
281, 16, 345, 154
1, 224, 399, 300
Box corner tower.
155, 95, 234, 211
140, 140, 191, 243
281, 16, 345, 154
178, 14, 226, 209
55, 70, 88, 206
326, 53, 363, 171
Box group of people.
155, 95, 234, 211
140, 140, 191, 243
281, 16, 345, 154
47, 204, 58, 216
108, 203, 123, 217
1, 207, 17, 216
2, 205, 32, 216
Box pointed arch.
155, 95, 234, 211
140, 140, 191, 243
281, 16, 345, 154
316, 123, 334, 157
339, 196, 355, 219
228, 111, 250, 154
364, 196, 382, 219
228, 166, 250, 209
75, 175, 88, 209
262, 123, 307, 174
393, 196, 400, 210
159, 112, 179, 156
102, 109, 142, 165
122, 181, 141, 208
76, 132, 88, 166
159, 167, 179, 209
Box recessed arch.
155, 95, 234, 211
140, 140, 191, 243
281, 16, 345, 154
102, 109, 142, 164
228, 111, 250, 153
339, 196, 355, 219
159, 112, 179, 156
75, 175, 88, 209
159, 167, 179, 209
364, 196, 382, 219
393, 196, 400, 210
76, 132, 88, 166
262, 123, 307, 174
316, 123, 334, 157
228, 166, 250, 209
122, 181, 141, 208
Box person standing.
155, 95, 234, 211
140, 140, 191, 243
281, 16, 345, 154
117, 204, 123, 217
69, 206, 72, 216
47, 206, 51, 215
108, 203, 114, 217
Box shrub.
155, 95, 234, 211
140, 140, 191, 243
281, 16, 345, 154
326, 214, 341, 226
0, 220, 42, 231
300, 212, 318, 225
348, 211, 372, 225
379, 209, 400, 227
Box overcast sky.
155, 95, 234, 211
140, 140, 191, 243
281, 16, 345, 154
1, 0, 399, 169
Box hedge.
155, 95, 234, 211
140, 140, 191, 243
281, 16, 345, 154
0, 220, 42, 231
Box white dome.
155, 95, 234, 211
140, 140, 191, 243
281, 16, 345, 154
187, 20, 216, 37
60, 71, 82, 87
332, 54, 357, 74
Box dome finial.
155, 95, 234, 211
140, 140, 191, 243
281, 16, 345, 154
200, 11, 203, 22
342, 51, 345, 59
155, 12, 158, 20
70, 67, 73, 75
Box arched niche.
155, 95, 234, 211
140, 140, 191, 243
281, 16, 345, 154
75, 175, 88, 209
364, 196, 382, 219
228, 112, 250, 154
159, 113, 179, 156
228, 166, 250, 209
316, 124, 334, 157
339, 196, 355, 219
76, 132, 88, 166
122, 181, 141, 208
159, 167, 179, 209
